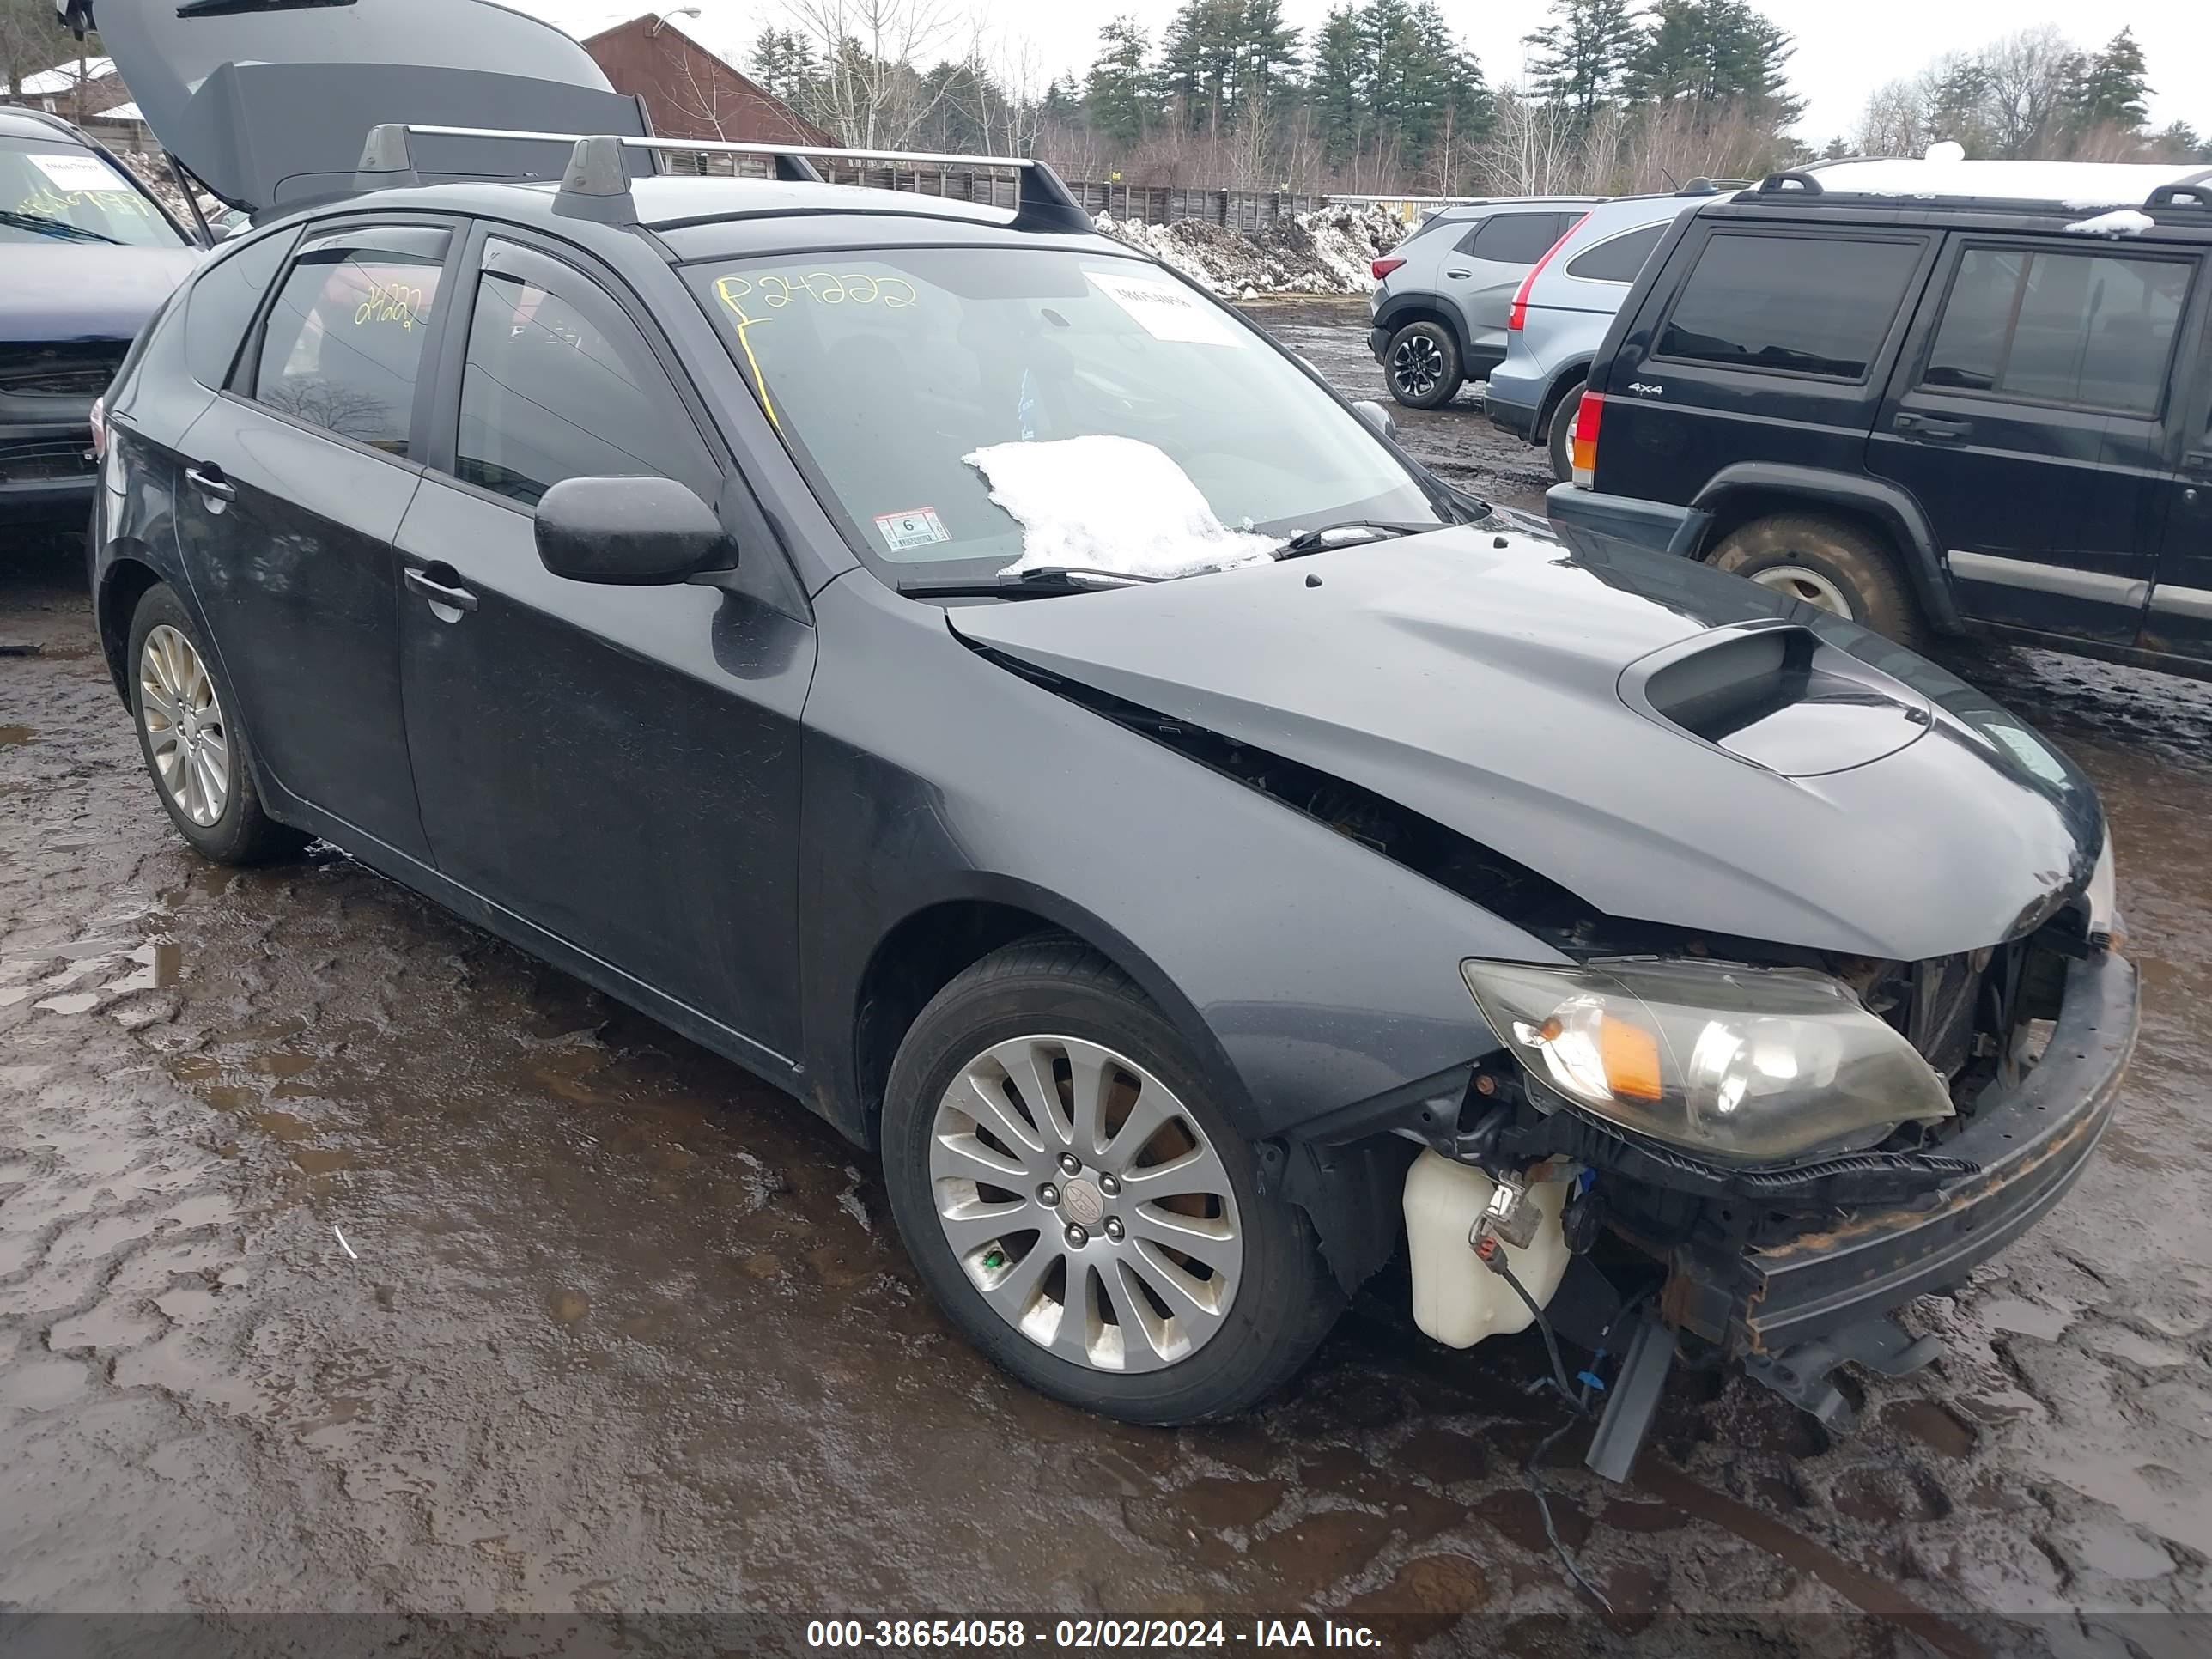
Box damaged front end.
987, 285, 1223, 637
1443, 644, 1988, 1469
1360, 894, 2135, 1480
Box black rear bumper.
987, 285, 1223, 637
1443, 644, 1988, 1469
1669, 948, 2136, 1358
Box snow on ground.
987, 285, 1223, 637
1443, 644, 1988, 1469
1095, 201, 1408, 297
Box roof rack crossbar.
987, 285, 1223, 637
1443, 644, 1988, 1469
352, 124, 1092, 234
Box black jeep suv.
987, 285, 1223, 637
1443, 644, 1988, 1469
1547, 158, 2212, 675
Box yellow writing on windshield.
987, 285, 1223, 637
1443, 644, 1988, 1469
716, 271, 919, 312
712, 275, 783, 434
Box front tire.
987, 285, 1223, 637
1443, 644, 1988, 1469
1383, 320, 1464, 410
126, 583, 303, 866
880, 939, 1341, 1424
1708, 513, 1929, 651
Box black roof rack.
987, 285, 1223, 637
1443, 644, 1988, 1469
1745, 162, 2212, 217
354, 124, 1092, 234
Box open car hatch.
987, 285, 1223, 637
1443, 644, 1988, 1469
60, 0, 650, 213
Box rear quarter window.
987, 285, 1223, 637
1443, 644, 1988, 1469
1656, 231, 1923, 380
1466, 212, 1575, 264
185, 228, 295, 389
1565, 222, 1667, 284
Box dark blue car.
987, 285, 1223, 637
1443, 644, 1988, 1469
1, 105, 200, 528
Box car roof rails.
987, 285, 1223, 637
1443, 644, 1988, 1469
1744, 160, 2212, 217
353, 124, 1093, 234
1677, 178, 1752, 196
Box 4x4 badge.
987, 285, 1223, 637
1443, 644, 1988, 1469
1629, 381, 1665, 396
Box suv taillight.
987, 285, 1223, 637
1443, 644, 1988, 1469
1570, 392, 1603, 487
1508, 216, 1586, 331
1371, 256, 1405, 281
88, 393, 107, 461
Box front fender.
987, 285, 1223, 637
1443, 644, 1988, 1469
1691, 462, 1962, 633
798, 574, 1562, 1145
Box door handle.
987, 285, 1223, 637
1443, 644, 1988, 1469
1894, 412, 1972, 441
184, 464, 234, 504
2184, 448, 2212, 479
404, 566, 478, 614
1444, 268, 1473, 279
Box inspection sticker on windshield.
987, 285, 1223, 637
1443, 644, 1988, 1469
30, 153, 122, 193
875, 507, 950, 551
1087, 270, 1244, 347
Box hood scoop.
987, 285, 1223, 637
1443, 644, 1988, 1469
1620, 623, 1933, 778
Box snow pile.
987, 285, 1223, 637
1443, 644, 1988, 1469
2064, 208, 2157, 236
965, 436, 1279, 578
1095, 201, 1408, 296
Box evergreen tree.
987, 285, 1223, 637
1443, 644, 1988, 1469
1308, 5, 1370, 167
1083, 17, 1158, 149
1232, 0, 1304, 122
1821, 134, 1850, 161
1525, 0, 1641, 129
747, 28, 820, 107
1626, 0, 1796, 118
1306, 0, 1486, 174
2066, 27, 2151, 133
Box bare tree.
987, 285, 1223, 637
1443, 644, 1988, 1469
782, 0, 959, 149
1478, 86, 1581, 196
1978, 27, 2076, 159
1855, 76, 1928, 157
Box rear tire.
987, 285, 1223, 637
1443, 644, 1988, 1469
1545, 380, 1586, 482
1708, 513, 1929, 651
880, 938, 1342, 1425
126, 583, 304, 866
1383, 320, 1464, 410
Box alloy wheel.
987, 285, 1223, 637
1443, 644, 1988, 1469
1749, 564, 1854, 619
930, 1035, 1243, 1374
1390, 334, 1445, 400
139, 623, 232, 828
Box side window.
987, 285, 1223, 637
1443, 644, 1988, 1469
1565, 222, 1667, 284
185, 228, 294, 390
454, 241, 718, 507
1465, 213, 1570, 265
1656, 232, 1923, 380
252, 226, 449, 454
1923, 246, 2191, 416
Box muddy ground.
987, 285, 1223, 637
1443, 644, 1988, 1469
3, 301, 2209, 1655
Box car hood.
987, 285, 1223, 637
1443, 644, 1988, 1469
948, 524, 2105, 962
0, 244, 202, 341
79, 0, 647, 213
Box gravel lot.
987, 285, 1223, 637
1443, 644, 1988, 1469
2, 299, 2207, 1653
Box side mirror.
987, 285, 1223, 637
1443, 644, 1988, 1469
1354, 398, 1398, 442
534, 476, 732, 586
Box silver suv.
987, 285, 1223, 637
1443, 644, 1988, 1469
1483, 184, 1744, 477
1368, 198, 1598, 409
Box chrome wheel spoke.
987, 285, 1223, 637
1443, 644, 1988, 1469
939, 1197, 1033, 1256
1097, 1079, 1174, 1170
1048, 1261, 1099, 1362
930, 1126, 1030, 1188
1120, 1141, 1230, 1203
1129, 1202, 1239, 1273
977, 1236, 1059, 1322
980, 1044, 1066, 1154
1064, 1042, 1114, 1161
1127, 1239, 1228, 1327
1102, 1261, 1171, 1365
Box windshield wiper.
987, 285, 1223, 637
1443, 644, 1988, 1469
1274, 520, 1436, 557
0, 210, 119, 245
896, 565, 1167, 600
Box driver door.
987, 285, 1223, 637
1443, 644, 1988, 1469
396, 231, 816, 1073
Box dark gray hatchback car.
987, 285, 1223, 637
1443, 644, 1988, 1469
90, 0, 2136, 1481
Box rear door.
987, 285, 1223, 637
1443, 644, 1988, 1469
396, 230, 814, 1068
173, 219, 459, 862
2143, 281, 2212, 659
1445, 210, 1579, 370
1871, 236, 2197, 645
1595, 223, 1934, 508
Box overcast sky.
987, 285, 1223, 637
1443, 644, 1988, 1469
525, 1, 2212, 145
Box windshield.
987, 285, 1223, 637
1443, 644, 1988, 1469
0, 136, 185, 247
686, 246, 1452, 580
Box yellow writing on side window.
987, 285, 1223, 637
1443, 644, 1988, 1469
355, 279, 428, 331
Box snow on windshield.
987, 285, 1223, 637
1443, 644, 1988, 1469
965, 436, 1281, 579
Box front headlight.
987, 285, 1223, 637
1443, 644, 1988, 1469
1462, 957, 1954, 1166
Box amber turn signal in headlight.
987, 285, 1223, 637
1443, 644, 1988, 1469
1462, 957, 1956, 1166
